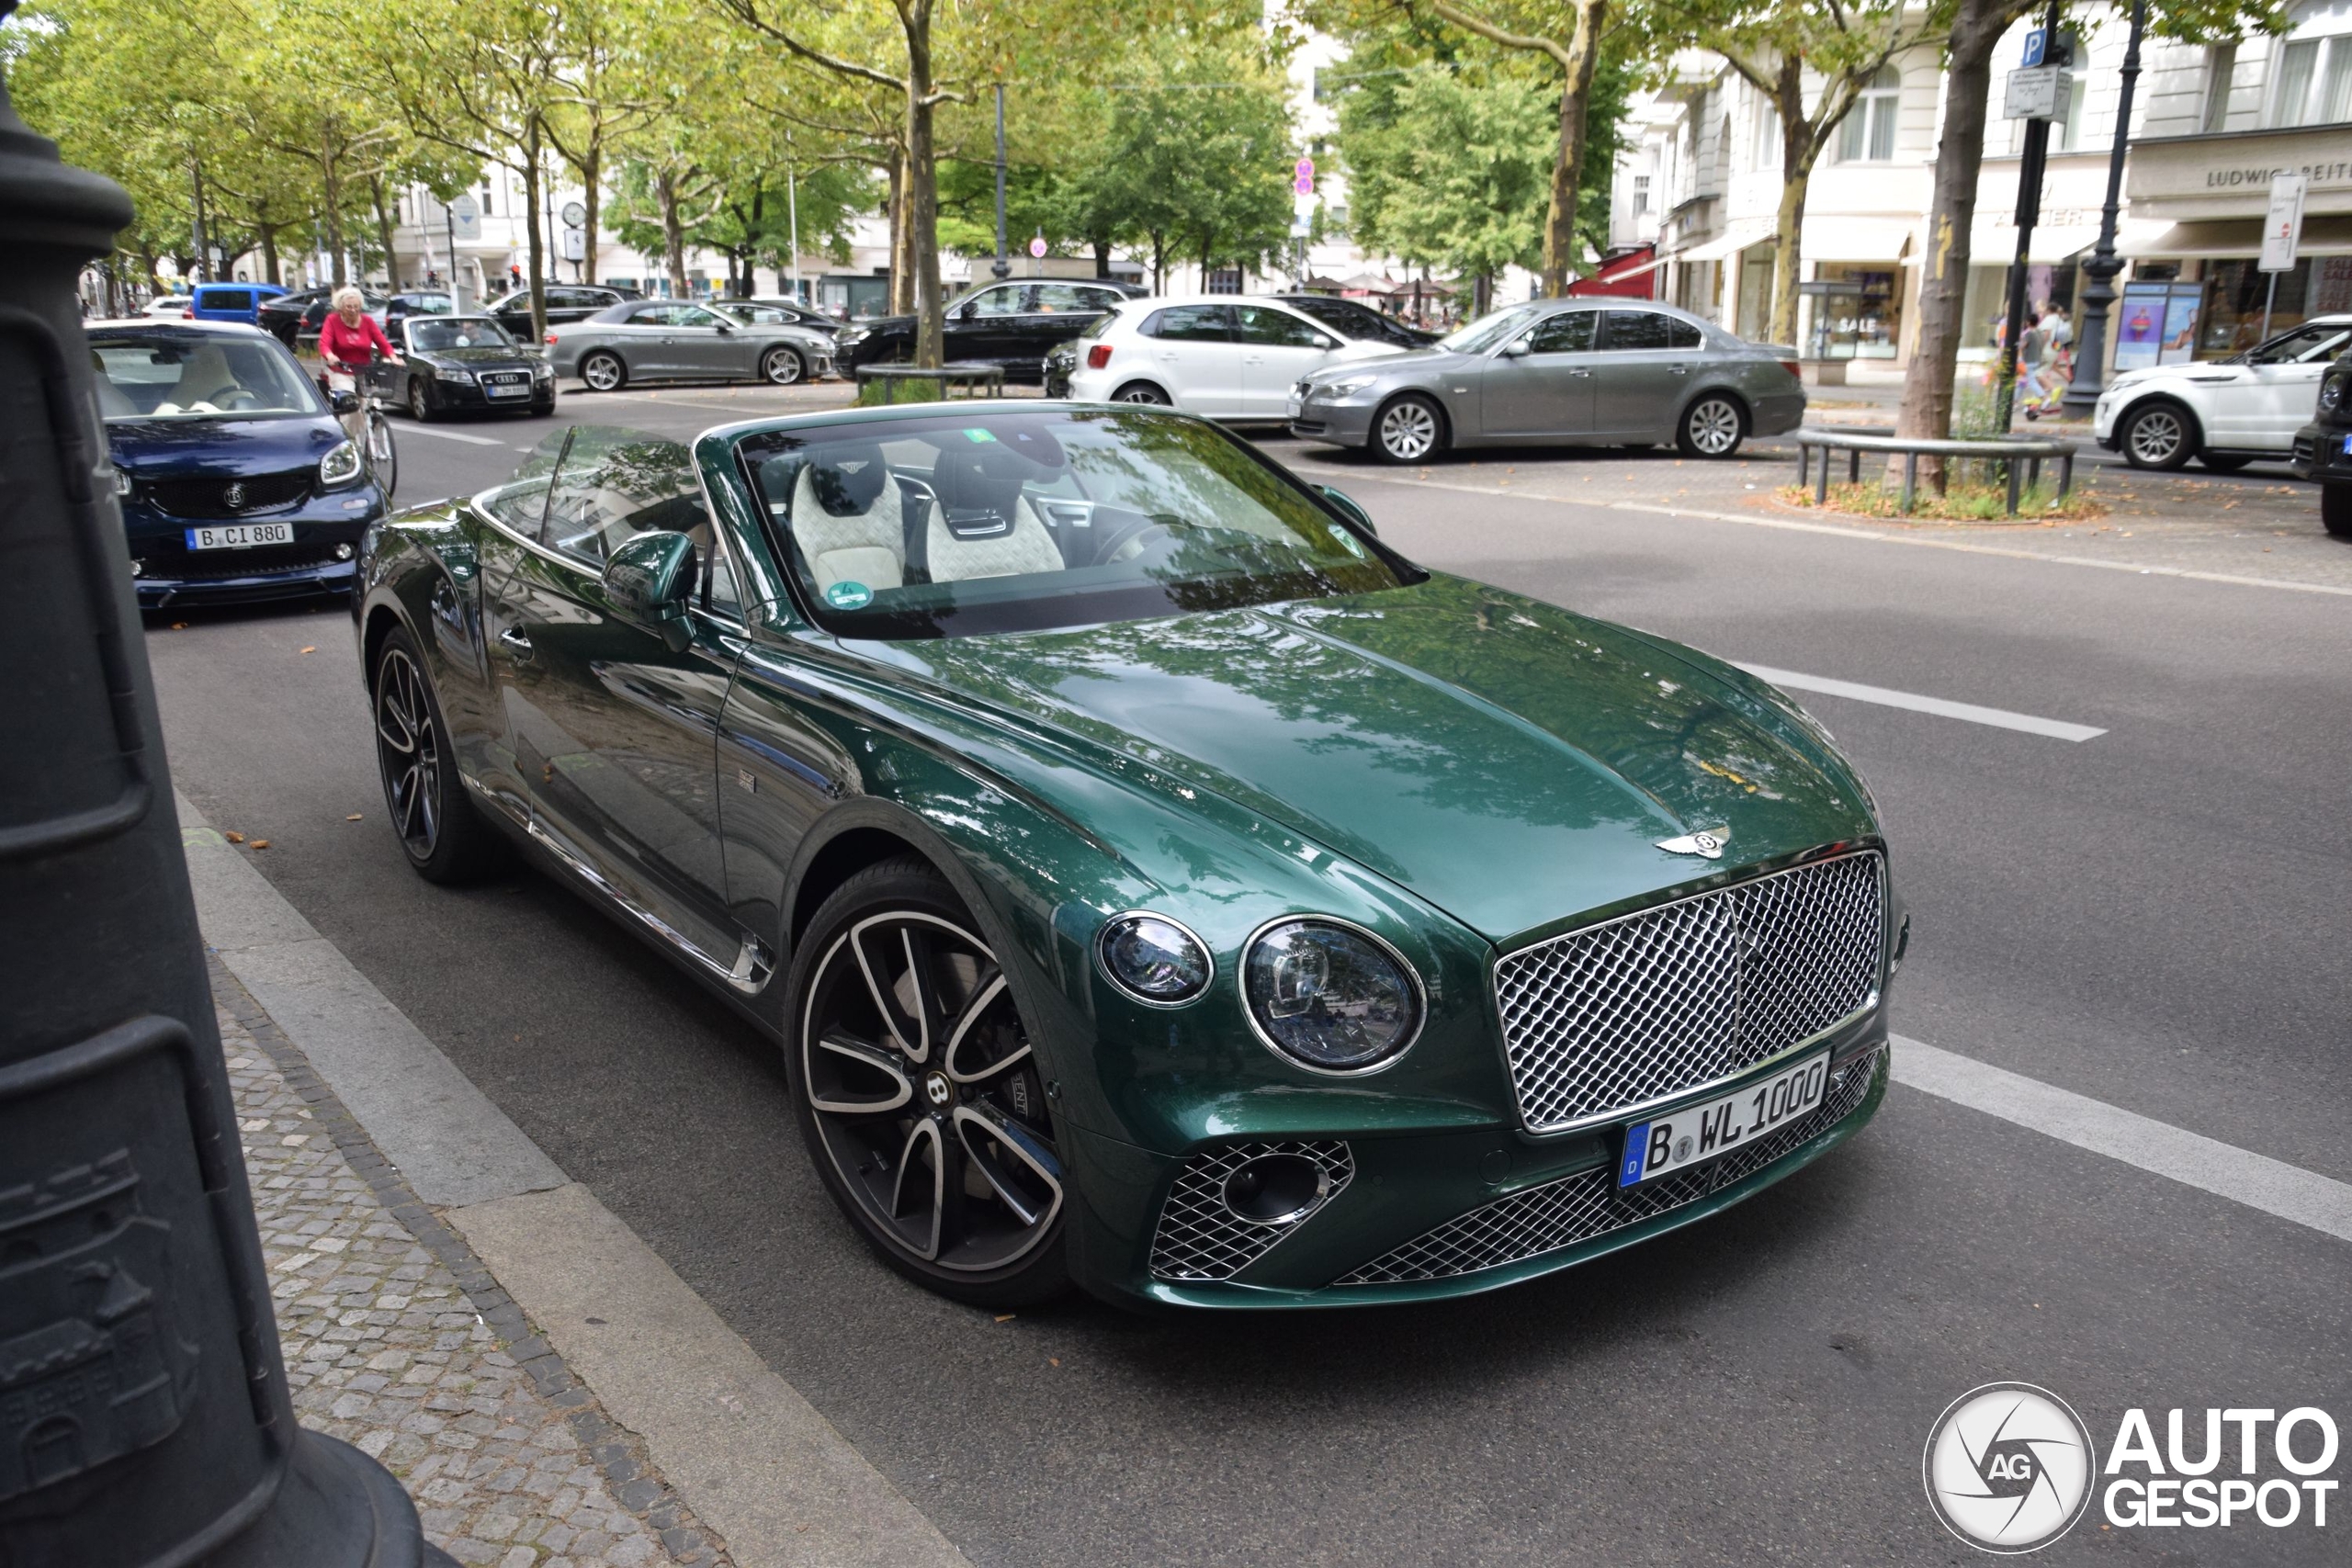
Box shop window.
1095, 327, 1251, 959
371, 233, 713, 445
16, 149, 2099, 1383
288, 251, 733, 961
2202, 43, 2238, 131
1814, 265, 1903, 359
2270, 34, 2352, 127
1838, 65, 1902, 162
2199, 258, 2313, 355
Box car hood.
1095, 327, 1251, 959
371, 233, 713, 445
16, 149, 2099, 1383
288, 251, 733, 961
863, 575, 1873, 943
1304, 347, 1478, 385
417, 345, 539, 367
106, 414, 345, 477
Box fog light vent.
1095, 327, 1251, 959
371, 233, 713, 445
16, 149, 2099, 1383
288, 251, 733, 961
1148, 1141, 1353, 1282
129, 558, 145, 578
334, 542, 356, 560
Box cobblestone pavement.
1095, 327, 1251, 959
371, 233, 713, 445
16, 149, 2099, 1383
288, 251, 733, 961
219, 964, 731, 1568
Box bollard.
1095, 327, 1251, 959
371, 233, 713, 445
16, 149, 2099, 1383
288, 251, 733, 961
0, 16, 447, 1566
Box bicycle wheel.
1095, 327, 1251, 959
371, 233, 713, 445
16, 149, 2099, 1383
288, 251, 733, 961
367, 406, 398, 497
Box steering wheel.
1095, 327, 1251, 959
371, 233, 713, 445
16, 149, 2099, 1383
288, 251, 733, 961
1086, 512, 1188, 566
215, 389, 261, 410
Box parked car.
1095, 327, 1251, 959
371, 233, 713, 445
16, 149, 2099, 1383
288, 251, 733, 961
187, 281, 288, 325
831, 277, 1148, 381
142, 294, 193, 318
365, 315, 556, 421
356, 400, 1899, 1308
385, 291, 458, 333
90, 320, 384, 608
2289, 349, 2352, 537
1043, 338, 1080, 398
484, 285, 634, 333
1266, 292, 1442, 349
1293, 299, 1805, 463
1065, 297, 1414, 420
547, 299, 835, 389
2096, 313, 2352, 471
296, 288, 389, 349
259, 286, 331, 345
718, 297, 842, 337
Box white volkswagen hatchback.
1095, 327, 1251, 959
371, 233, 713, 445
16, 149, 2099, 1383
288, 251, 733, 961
1065, 297, 1409, 419
2095, 314, 2352, 470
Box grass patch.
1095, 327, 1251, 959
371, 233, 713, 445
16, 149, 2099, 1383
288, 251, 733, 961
1779, 479, 2107, 522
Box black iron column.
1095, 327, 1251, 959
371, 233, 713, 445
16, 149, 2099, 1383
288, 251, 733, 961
992, 83, 1010, 282
2064, 0, 2149, 413
1996, 0, 2067, 431
0, 9, 445, 1564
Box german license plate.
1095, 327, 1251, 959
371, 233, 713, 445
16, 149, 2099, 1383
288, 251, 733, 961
1618, 1051, 1830, 1188
186, 522, 293, 550
2340, 434, 2352, 457
485, 378, 529, 398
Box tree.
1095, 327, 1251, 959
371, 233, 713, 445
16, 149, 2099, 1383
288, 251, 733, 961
1340, 70, 1555, 305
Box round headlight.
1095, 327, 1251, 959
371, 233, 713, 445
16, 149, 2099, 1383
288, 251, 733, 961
1243, 918, 1423, 1073
319, 438, 363, 488
1099, 912, 1212, 1006
2321, 374, 2346, 414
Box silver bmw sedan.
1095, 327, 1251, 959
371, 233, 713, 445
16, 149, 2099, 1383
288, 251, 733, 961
547, 299, 836, 392
1289, 299, 1804, 463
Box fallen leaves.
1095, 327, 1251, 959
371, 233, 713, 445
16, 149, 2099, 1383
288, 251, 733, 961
250, 840, 270, 850
345, 813, 363, 822
300, 646, 317, 654
224, 831, 244, 844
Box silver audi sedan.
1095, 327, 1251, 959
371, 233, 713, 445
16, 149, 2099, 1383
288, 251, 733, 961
1290, 299, 1804, 462
548, 299, 835, 391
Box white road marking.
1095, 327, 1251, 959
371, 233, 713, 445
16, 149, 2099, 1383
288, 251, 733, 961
1737, 664, 2106, 742
1286, 462, 2352, 600
1892, 1035, 2352, 1245
395, 424, 505, 446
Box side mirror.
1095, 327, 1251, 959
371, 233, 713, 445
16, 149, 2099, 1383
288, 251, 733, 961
1316, 484, 1378, 537
601, 530, 695, 650
1500, 339, 1532, 358
329, 389, 359, 415
957, 302, 979, 321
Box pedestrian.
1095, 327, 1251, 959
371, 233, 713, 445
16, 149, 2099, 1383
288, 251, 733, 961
2015, 311, 2052, 416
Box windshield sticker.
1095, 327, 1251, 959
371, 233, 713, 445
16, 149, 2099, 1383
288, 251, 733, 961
824, 580, 874, 609
962, 428, 999, 443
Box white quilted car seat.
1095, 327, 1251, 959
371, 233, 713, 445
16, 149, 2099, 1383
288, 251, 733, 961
788, 446, 905, 593
923, 445, 1067, 582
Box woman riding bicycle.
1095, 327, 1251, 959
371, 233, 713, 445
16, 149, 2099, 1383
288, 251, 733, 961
318, 287, 400, 444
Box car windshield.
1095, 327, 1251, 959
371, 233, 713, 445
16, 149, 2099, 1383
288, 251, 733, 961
401, 295, 457, 315
736, 407, 1413, 639
412, 318, 516, 350
1441, 305, 1546, 355
89, 332, 322, 420
2242, 321, 2352, 366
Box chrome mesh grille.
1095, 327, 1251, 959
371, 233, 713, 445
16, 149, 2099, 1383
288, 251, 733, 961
1495, 852, 1883, 1133
1335, 1046, 1883, 1287
1148, 1141, 1354, 1283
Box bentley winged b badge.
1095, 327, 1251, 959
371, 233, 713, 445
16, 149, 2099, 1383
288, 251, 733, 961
1657, 827, 1729, 860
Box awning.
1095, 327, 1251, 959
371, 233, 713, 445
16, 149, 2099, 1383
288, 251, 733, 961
1674, 220, 1777, 264
2123, 214, 2352, 257
1795, 216, 1914, 262
1958, 223, 2104, 265
1599, 253, 1669, 280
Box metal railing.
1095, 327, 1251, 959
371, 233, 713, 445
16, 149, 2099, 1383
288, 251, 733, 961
1794, 427, 2077, 516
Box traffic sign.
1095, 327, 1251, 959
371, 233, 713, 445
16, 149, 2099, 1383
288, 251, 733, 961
2021, 27, 2047, 67
448, 194, 481, 242
1294, 157, 1315, 196
1028, 234, 1047, 259
2004, 66, 2067, 119
2260, 173, 2308, 272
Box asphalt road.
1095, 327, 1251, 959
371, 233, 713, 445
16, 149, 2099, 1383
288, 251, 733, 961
146, 387, 2352, 1564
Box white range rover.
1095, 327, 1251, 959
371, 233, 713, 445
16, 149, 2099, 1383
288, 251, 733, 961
2094, 313, 2352, 470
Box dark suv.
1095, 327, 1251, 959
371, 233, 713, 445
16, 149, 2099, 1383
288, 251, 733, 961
2291, 352, 2352, 537
832, 277, 1148, 381
485, 286, 638, 333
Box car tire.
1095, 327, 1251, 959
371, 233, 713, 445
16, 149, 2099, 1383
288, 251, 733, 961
2119, 400, 2196, 470
762, 345, 806, 386
371, 628, 509, 886
1373, 394, 1445, 463
1676, 393, 1746, 458
1110, 380, 1169, 404
580, 351, 627, 392
2199, 452, 2254, 472
406, 378, 434, 423
783, 856, 1070, 1308
529, 393, 555, 417
2324, 482, 2352, 538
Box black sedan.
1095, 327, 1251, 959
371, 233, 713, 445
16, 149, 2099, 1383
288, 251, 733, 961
484, 285, 636, 333
1269, 293, 1442, 349
728, 297, 841, 335
832, 277, 1147, 381
259, 286, 331, 346
365, 316, 556, 421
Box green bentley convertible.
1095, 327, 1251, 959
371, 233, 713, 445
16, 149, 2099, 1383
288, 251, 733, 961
353, 403, 1905, 1308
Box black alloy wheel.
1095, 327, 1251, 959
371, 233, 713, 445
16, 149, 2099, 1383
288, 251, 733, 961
786, 859, 1069, 1306
1677, 394, 1746, 458
580, 351, 627, 392
407, 377, 434, 423
762, 345, 806, 386
2199, 452, 2253, 472
371, 629, 508, 884
1111, 380, 1169, 404
2120, 400, 2194, 470
1373, 394, 1444, 463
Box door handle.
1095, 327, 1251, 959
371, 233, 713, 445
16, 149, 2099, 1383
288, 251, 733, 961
1668, 365, 1690, 375
1568, 367, 1592, 378
499, 626, 534, 656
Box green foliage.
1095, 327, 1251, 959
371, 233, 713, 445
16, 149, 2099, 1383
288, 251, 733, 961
1341, 69, 1556, 281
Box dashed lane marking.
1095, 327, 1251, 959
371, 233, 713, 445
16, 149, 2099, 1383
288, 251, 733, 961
1736, 664, 2106, 742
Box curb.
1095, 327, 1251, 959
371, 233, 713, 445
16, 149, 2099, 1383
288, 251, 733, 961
211, 953, 731, 1567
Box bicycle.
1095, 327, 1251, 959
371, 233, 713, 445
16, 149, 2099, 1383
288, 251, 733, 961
324, 367, 398, 498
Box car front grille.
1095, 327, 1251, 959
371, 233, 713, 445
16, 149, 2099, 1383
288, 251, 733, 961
1333, 1044, 1883, 1287
1148, 1141, 1354, 1283
149, 541, 346, 580
1494, 851, 1884, 1134
143, 469, 315, 519
481, 371, 533, 393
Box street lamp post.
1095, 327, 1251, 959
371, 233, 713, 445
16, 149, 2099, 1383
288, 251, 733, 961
2064, 0, 2150, 413
0, 17, 444, 1566
992, 83, 1010, 282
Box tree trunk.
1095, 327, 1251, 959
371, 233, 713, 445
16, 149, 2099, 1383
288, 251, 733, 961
580, 147, 602, 285
1895, 0, 2015, 487
1537, 0, 1609, 297
1092, 235, 1111, 278
521, 129, 548, 342
902, 0, 944, 367
657, 169, 690, 298
886, 151, 911, 316
259, 222, 281, 287
319, 147, 346, 287
1770, 60, 1818, 349
368, 175, 399, 290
